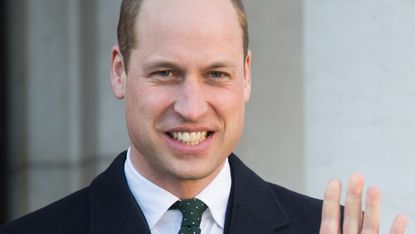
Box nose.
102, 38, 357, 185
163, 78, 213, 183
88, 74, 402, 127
173, 77, 208, 122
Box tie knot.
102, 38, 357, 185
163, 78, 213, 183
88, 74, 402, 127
171, 198, 207, 234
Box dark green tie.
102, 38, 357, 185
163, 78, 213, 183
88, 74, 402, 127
171, 198, 207, 234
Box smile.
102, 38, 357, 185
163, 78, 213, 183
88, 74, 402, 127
167, 131, 212, 145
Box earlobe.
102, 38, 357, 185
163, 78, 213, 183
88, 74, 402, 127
110, 45, 127, 99
243, 50, 252, 102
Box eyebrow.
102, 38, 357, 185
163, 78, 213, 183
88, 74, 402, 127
206, 62, 236, 70
142, 60, 182, 72
142, 59, 237, 73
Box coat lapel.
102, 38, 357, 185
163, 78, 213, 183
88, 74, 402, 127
225, 154, 290, 233
86, 152, 291, 233
88, 151, 151, 234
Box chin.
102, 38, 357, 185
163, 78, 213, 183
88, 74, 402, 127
175, 161, 223, 181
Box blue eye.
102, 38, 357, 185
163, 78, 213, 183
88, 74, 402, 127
149, 70, 181, 83
156, 70, 172, 77
209, 71, 226, 78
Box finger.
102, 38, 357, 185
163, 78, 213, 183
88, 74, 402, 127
389, 214, 408, 234
361, 187, 381, 234
343, 173, 364, 234
320, 179, 342, 234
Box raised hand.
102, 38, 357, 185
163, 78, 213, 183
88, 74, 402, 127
319, 173, 408, 234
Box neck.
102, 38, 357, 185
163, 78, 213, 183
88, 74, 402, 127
163, 179, 213, 199
129, 147, 225, 199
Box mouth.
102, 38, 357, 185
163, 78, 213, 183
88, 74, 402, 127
166, 131, 214, 145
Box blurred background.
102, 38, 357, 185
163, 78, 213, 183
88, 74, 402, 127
2, 0, 414, 232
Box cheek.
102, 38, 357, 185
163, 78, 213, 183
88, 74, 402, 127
215, 93, 246, 152
210, 83, 246, 111
126, 84, 175, 122
124, 88, 168, 145
209, 85, 246, 132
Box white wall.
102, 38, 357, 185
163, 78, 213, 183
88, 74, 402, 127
304, 1, 415, 232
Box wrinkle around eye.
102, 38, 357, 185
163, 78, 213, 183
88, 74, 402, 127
147, 70, 183, 85
205, 71, 232, 82
149, 70, 176, 79
209, 71, 226, 78
156, 70, 173, 77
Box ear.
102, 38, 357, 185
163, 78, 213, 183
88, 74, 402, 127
243, 50, 252, 102
110, 45, 127, 99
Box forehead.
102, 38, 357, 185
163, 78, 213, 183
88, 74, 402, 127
135, 0, 243, 55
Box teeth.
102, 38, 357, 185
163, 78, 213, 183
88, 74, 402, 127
183, 132, 190, 142
170, 131, 208, 145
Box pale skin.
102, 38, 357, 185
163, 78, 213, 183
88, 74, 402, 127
320, 173, 408, 233
110, 0, 407, 232
111, 0, 250, 199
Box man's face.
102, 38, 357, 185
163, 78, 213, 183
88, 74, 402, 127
111, 0, 251, 189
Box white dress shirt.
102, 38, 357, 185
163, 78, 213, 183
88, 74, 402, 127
124, 148, 232, 234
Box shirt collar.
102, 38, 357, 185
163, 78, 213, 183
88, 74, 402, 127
124, 148, 179, 229
195, 159, 231, 229
124, 147, 232, 229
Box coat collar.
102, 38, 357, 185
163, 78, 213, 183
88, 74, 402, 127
87, 152, 289, 234
88, 151, 151, 234
225, 153, 290, 233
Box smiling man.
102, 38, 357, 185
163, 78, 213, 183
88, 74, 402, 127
0, 0, 407, 233
111, 0, 251, 201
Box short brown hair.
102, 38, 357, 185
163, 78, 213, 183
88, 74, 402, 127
117, 0, 249, 71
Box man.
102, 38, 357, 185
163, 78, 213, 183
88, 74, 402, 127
0, 0, 407, 233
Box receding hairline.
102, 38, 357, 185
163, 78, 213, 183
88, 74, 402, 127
117, 0, 249, 71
